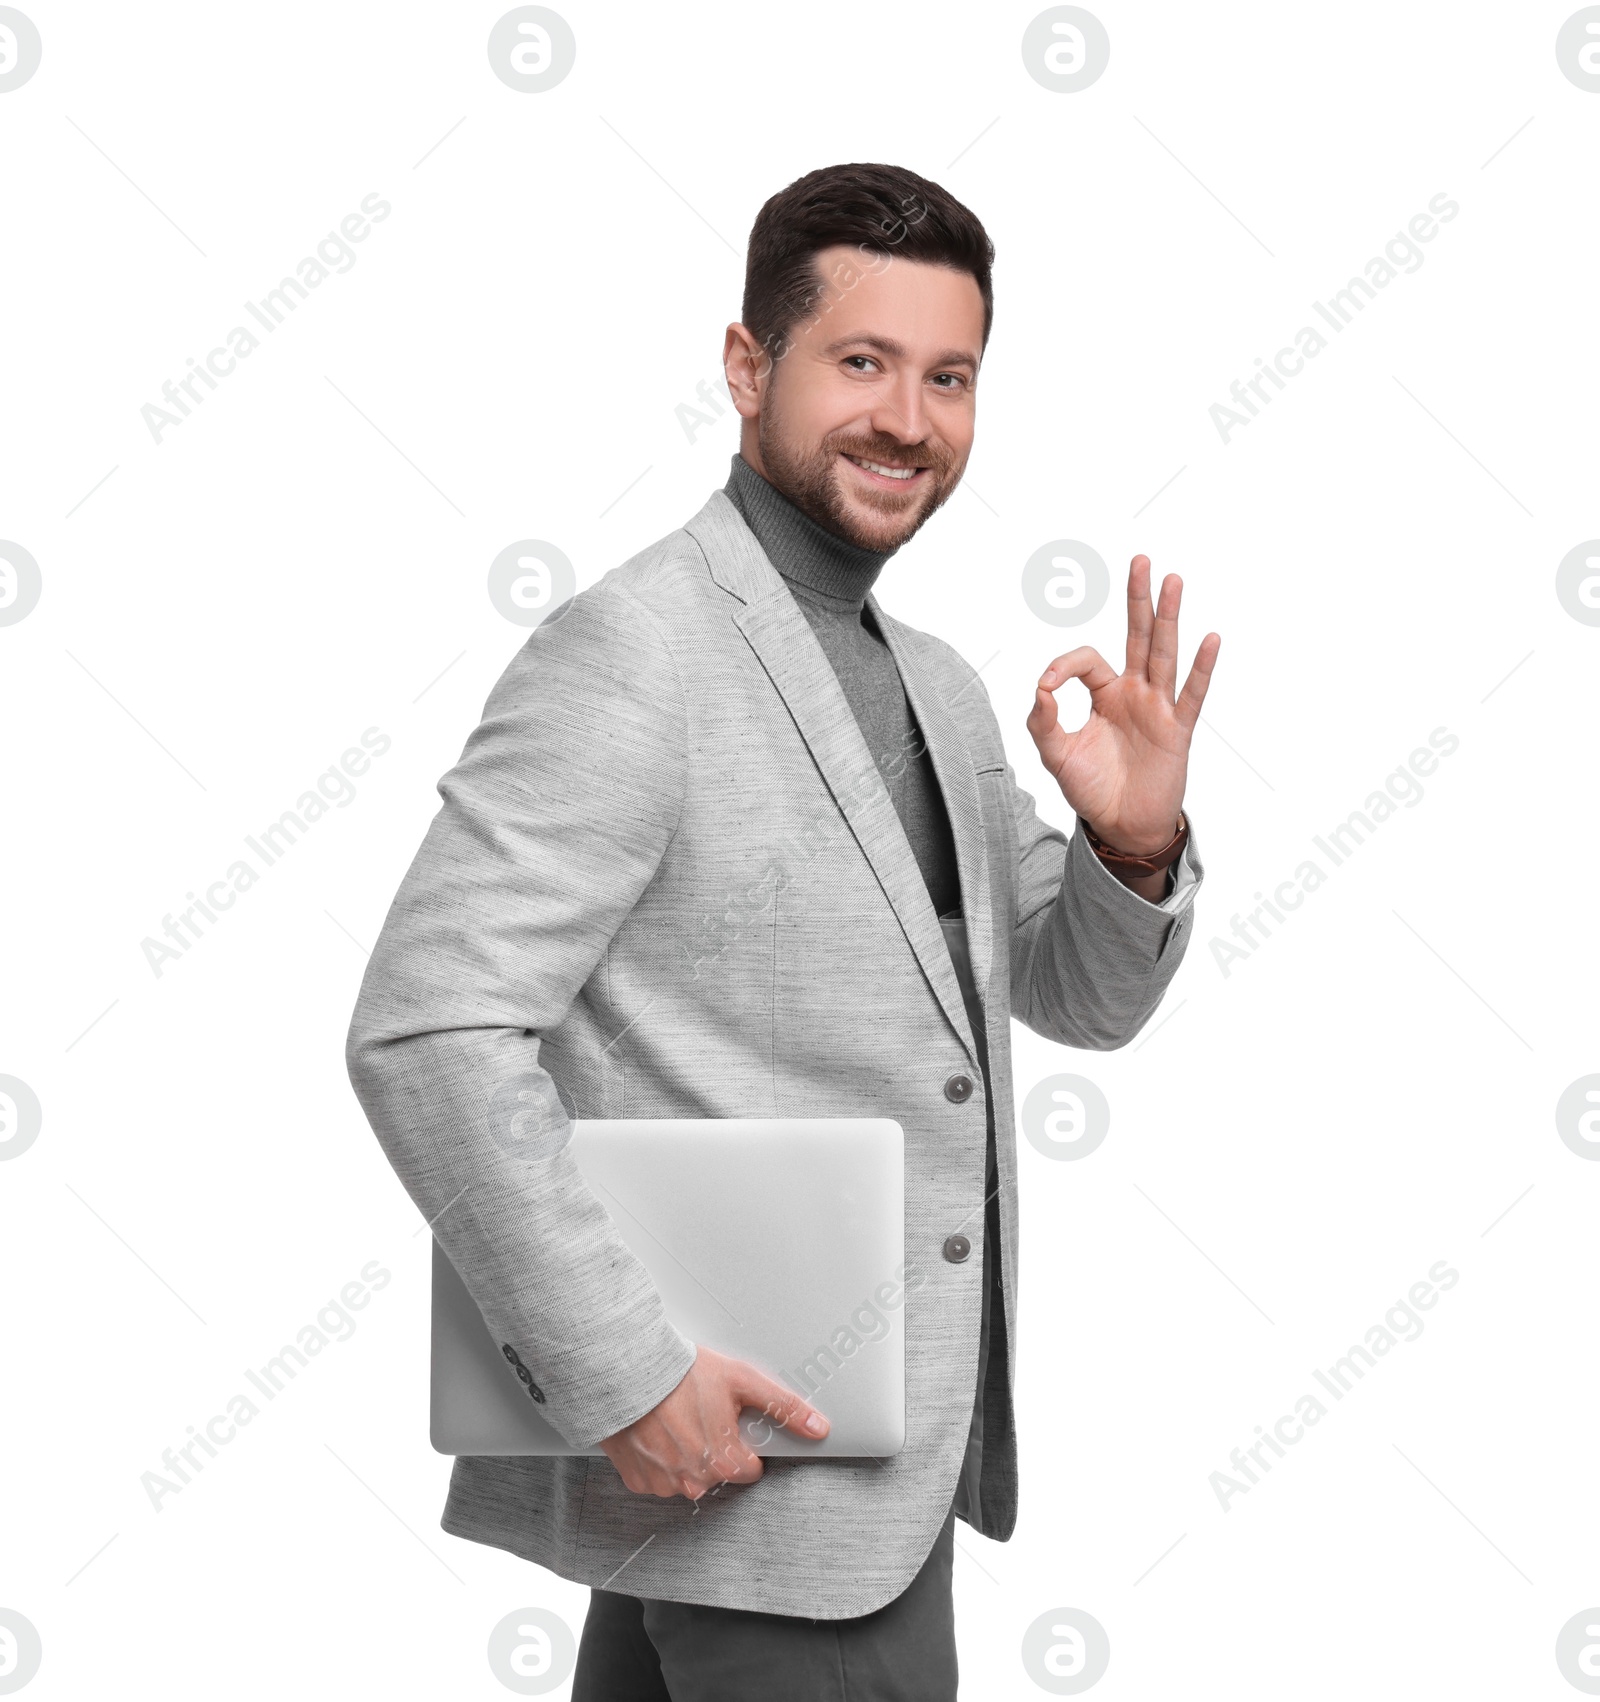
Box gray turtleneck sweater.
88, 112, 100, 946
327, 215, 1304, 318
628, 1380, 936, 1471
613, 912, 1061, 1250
722, 453, 962, 922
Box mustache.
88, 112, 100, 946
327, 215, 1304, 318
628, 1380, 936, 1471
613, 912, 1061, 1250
828, 433, 955, 475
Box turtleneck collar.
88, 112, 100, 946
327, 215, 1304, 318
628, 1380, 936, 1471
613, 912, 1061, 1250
722, 453, 895, 613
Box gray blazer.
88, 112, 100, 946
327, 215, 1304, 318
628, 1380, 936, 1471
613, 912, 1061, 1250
344, 488, 1202, 1617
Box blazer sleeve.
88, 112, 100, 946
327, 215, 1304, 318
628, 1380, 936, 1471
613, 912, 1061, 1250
1004, 765, 1204, 1050
344, 578, 698, 1449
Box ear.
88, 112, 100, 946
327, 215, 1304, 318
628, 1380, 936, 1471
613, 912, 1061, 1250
722, 322, 770, 421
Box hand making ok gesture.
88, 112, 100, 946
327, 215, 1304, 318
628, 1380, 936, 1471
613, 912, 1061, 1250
1026, 554, 1221, 856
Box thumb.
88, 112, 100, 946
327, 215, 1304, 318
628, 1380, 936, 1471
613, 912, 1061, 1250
728, 1361, 830, 1441
1027, 685, 1074, 780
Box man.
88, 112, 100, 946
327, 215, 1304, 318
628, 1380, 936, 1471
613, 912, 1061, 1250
345, 161, 1219, 1697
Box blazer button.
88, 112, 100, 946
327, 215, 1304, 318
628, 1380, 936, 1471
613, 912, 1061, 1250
944, 1073, 974, 1103
943, 1234, 972, 1263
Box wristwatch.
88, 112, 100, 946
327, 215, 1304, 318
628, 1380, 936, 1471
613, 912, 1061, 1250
1080, 811, 1189, 878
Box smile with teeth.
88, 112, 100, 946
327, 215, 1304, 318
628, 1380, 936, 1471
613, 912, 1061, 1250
843, 453, 925, 481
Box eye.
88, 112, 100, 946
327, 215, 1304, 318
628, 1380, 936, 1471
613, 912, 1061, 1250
843, 355, 878, 373
930, 373, 968, 391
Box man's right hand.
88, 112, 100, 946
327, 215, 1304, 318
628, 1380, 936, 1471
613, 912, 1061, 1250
597, 1344, 830, 1500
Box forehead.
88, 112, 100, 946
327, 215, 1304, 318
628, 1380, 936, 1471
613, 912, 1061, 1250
795, 243, 985, 359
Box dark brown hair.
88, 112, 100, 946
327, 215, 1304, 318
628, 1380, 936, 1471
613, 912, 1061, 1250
741, 162, 995, 365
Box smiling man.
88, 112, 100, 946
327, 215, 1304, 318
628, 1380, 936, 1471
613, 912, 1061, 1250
346, 162, 1219, 1700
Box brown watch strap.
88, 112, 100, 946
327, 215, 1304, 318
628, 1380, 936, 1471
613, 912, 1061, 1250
1081, 811, 1189, 877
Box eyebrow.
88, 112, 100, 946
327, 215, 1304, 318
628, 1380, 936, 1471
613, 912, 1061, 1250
818, 332, 979, 371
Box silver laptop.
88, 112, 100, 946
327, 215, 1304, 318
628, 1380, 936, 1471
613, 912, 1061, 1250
431, 1118, 905, 1458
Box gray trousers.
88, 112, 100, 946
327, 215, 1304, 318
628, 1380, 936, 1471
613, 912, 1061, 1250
571, 1501, 957, 1700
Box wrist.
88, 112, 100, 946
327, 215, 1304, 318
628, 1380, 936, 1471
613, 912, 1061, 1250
1088, 821, 1177, 858
1080, 811, 1188, 874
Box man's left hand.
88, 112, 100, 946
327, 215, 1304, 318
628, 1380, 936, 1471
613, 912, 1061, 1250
1026, 554, 1221, 855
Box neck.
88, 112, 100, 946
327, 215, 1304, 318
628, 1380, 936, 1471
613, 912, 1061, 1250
722, 453, 893, 612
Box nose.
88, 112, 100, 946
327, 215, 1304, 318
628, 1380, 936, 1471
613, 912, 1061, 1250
868, 370, 929, 448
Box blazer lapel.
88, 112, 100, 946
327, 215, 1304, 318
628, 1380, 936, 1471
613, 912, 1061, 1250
868, 594, 995, 1038
684, 491, 986, 1072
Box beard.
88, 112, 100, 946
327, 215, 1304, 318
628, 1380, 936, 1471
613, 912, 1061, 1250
756, 405, 964, 555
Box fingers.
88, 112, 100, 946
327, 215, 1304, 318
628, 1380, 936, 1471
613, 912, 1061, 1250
1174, 631, 1222, 734
683, 1427, 765, 1499
600, 1352, 830, 1504
1038, 645, 1117, 699
612, 1429, 762, 1499
1124, 554, 1154, 678
1029, 647, 1104, 783
1125, 555, 1221, 720
1147, 571, 1182, 698
728, 1361, 830, 1441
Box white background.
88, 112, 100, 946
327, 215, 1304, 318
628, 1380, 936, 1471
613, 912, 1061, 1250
2, 1, 1597, 1696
